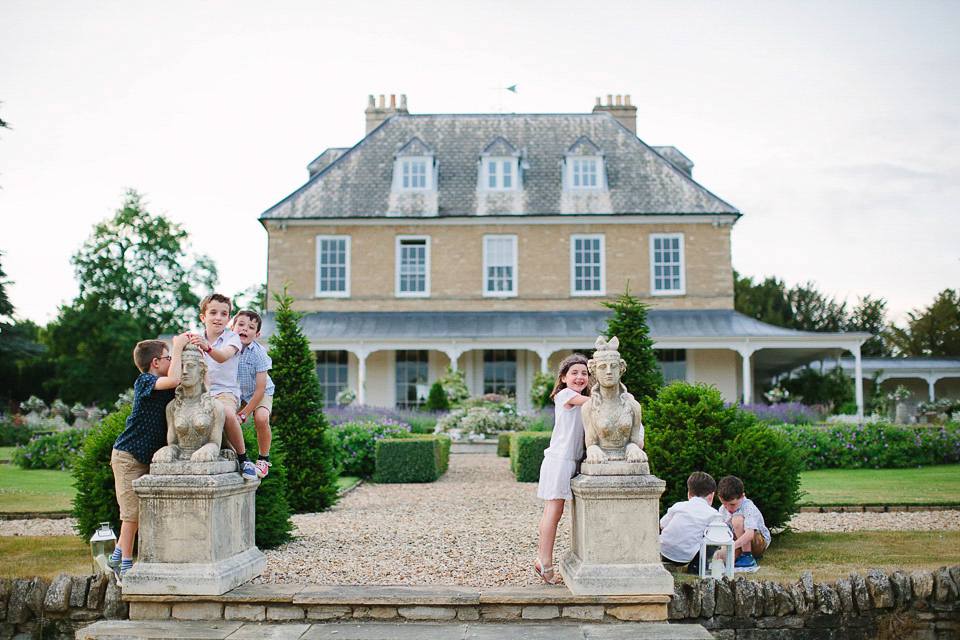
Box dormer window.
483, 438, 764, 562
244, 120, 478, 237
563, 136, 606, 191
392, 137, 436, 192
479, 137, 524, 193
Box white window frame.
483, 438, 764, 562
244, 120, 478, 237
392, 157, 434, 192
564, 156, 605, 191
482, 234, 518, 297
570, 234, 606, 296
395, 235, 431, 297
481, 157, 521, 192
315, 235, 351, 298
649, 233, 685, 296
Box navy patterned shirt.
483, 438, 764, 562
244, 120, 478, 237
114, 373, 176, 464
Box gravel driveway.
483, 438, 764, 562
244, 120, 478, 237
3, 454, 959, 586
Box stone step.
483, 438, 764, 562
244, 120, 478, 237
121, 584, 672, 625
78, 619, 713, 640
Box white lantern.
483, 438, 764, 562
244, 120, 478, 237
90, 522, 117, 574
699, 516, 735, 580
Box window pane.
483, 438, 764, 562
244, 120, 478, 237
398, 239, 427, 293
318, 238, 347, 293
483, 350, 516, 396
396, 350, 429, 408
484, 237, 515, 293
316, 350, 348, 407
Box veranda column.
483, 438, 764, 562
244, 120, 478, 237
854, 346, 864, 419
738, 345, 755, 404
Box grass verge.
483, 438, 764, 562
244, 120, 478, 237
0, 535, 91, 581
0, 447, 15, 463
800, 464, 960, 505
337, 476, 360, 493
0, 465, 75, 513
674, 530, 960, 586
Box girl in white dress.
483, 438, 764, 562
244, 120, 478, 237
534, 354, 590, 584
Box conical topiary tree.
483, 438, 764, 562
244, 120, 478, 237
601, 285, 664, 403
268, 283, 340, 513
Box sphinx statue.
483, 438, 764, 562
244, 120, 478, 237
582, 336, 647, 465
152, 344, 226, 464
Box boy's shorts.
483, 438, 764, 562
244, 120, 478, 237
111, 449, 149, 522
214, 392, 239, 413
752, 531, 769, 557
251, 395, 273, 416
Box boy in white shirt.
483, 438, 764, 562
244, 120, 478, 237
188, 293, 257, 481
659, 471, 718, 574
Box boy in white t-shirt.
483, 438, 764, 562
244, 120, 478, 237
659, 471, 719, 573
187, 293, 257, 481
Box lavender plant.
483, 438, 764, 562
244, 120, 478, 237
331, 418, 412, 477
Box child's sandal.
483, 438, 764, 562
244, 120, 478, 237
534, 557, 558, 585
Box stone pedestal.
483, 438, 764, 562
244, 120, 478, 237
559, 466, 673, 606
123, 463, 265, 595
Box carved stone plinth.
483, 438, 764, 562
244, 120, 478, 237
559, 472, 673, 607
123, 464, 265, 595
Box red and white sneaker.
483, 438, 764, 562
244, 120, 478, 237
255, 459, 272, 479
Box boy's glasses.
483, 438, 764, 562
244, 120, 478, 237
157, 356, 173, 361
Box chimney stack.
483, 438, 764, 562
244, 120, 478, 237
365, 93, 409, 134
593, 93, 637, 135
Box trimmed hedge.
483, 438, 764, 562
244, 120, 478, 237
510, 431, 552, 483
497, 433, 511, 457
373, 435, 450, 483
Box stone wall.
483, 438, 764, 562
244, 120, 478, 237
667, 566, 960, 639
0, 573, 125, 640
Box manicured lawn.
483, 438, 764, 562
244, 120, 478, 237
0, 447, 15, 463
0, 465, 75, 513
676, 530, 960, 586
800, 464, 960, 505
337, 476, 360, 492
0, 535, 91, 581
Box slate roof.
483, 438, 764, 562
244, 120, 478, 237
258, 309, 820, 342
262, 113, 739, 219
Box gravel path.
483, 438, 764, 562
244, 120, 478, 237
3, 454, 959, 586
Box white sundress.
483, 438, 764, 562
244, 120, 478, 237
537, 387, 585, 500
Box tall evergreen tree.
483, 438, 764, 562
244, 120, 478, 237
268, 284, 339, 513
601, 286, 664, 402
888, 289, 960, 357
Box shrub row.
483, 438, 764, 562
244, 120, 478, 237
373, 435, 450, 483
330, 418, 412, 477
13, 428, 86, 470
509, 431, 552, 483
0, 416, 35, 447
775, 422, 960, 470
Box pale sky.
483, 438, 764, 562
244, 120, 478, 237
2, 0, 958, 327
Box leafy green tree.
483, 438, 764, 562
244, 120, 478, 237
734, 271, 793, 327
269, 284, 340, 513
601, 286, 664, 402
233, 283, 267, 314
779, 365, 854, 411
71, 189, 217, 336
786, 282, 847, 332
848, 295, 891, 357
0, 253, 47, 407
888, 289, 960, 357
41, 295, 141, 406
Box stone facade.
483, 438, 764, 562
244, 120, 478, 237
264, 218, 735, 313
667, 567, 960, 639
0, 573, 123, 640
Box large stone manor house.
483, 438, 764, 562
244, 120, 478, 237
258, 94, 868, 412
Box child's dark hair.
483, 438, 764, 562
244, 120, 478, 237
199, 293, 232, 315
133, 340, 168, 373
549, 353, 591, 400
233, 309, 262, 332
717, 475, 745, 501
686, 471, 716, 498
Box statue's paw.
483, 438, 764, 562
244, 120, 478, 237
190, 443, 220, 463
625, 443, 647, 463
585, 445, 607, 464
152, 446, 178, 464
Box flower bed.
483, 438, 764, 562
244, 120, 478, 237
330, 418, 412, 477
775, 422, 960, 470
